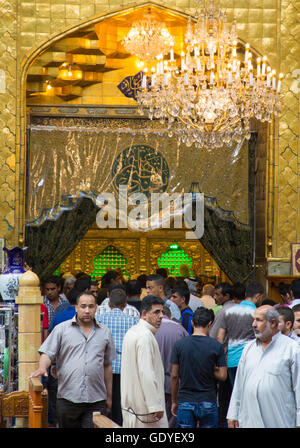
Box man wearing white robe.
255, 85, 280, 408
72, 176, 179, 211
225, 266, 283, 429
121, 295, 168, 428
227, 305, 300, 428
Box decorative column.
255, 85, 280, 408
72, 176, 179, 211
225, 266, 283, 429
139, 237, 147, 274
15, 270, 42, 391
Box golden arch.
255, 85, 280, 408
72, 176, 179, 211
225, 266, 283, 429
18, 0, 264, 243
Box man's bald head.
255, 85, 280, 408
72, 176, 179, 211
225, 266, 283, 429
257, 305, 279, 324
257, 304, 273, 314
202, 284, 215, 297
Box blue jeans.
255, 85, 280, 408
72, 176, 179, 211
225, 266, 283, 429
177, 401, 218, 428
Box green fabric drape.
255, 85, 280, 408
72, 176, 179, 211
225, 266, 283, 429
25, 197, 99, 281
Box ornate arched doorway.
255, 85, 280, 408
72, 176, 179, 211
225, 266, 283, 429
22, 2, 267, 283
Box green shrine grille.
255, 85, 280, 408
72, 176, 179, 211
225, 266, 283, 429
157, 244, 193, 277
91, 245, 128, 279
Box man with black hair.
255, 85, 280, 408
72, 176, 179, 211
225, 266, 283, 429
30, 291, 116, 428
125, 279, 142, 312
75, 272, 91, 280
46, 287, 81, 425
277, 306, 299, 343
278, 282, 292, 305
97, 282, 140, 319
170, 285, 193, 334
293, 304, 300, 338
49, 287, 79, 331
121, 295, 168, 428
146, 274, 181, 321
288, 279, 300, 308
43, 275, 68, 324
217, 281, 264, 387
171, 307, 227, 428
74, 277, 92, 293
209, 282, 234, 339
101, 270, 121, 289
49, 276, 93, 329
231, 282, 246, 304
90, 280, 98, 298
156, 267, 168, 278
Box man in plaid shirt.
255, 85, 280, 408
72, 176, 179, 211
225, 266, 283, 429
96, 288, 139, 426
96, 283, 140, 320
43, 275, 68, 324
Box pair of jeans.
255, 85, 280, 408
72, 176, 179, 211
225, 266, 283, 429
177, 401, 218, 428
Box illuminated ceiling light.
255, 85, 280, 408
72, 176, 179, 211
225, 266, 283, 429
44, 80, 53, 94
58, 62, 83, 81
136, 60, 144, 69
131, 0, 283, 149
122, 8, 175, 63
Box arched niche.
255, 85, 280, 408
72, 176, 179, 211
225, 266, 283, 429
23, 2, 268, 283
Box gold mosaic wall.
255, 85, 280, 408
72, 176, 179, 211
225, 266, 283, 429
0, 0, 17, 246
0, 0, 298, 264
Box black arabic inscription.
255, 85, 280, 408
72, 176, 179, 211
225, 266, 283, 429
112, 145, 169, 197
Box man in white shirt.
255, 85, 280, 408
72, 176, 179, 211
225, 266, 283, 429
227, 305, 300, 428
121, 295, 168, 428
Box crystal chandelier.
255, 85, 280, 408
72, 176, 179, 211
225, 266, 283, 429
122, 9, 175, 63
134, 1, 283, 149
58, 62, 82, 81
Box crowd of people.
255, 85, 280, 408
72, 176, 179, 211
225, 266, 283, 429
29, 267, 300, 429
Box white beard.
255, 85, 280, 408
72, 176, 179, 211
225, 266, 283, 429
254, 321, 273, 341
